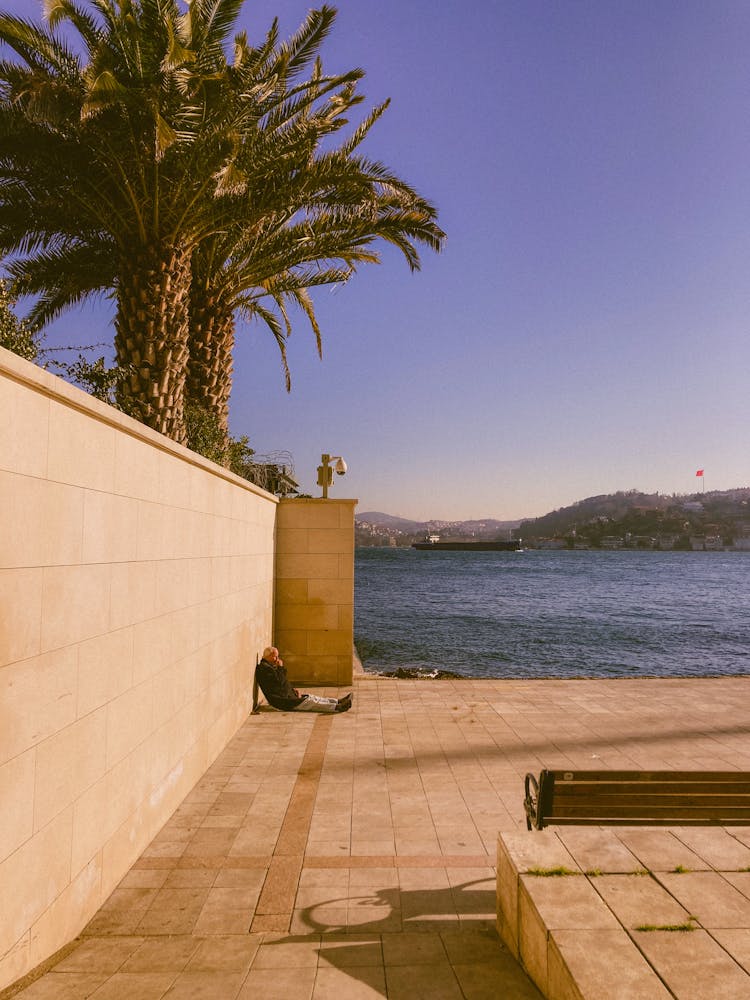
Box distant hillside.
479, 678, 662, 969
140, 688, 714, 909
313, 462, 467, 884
356, 512, 424, 532
355, 511, 523, 547
358, 511, 522, 532
356, 488, 750, 549
518, 488, 750, 548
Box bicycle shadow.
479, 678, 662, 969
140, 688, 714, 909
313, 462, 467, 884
259, 876, 518, 999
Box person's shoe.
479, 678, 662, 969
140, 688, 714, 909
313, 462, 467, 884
337, 693, 352, 708
335, 699, 352, 713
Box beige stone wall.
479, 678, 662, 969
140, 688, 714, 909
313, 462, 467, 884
274, 498, 356, 686
0, 348, 277, 990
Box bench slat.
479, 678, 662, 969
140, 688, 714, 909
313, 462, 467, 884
547, 770, 750, 783
548, 816, 748, 830
555, 785, 750, 806
549, 805, 750, 820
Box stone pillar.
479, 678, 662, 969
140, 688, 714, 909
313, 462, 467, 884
274, 498, 356, 686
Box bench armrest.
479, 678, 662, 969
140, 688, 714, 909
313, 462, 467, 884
524, 772, 540, 830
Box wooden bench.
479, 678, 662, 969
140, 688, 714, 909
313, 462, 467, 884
524, 769, 750, 831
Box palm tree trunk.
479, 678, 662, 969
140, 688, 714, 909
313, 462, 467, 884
187, 289, 235, 437
114, 244, 192, 444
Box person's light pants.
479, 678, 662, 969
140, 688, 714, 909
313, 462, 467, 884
293, 694, 338, 713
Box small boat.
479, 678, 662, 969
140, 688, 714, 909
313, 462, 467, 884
412, 534, 522, 551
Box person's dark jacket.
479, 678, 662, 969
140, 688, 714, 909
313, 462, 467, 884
255, 658, 306, 711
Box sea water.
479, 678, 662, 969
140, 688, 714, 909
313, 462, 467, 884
354, 547, 750, 678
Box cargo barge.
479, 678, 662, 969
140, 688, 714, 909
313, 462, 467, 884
412, 536, 522, 551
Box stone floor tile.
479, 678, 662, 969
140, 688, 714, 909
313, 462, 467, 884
298, 869, 350, 888
135, 907, 203, 936
169, 806, 211, 828
236, 966, 316, 1000
304, 840, 351, 856
118, 871, 170, 890
520, 874, 621, 931
94, 888, 157, 917
674, 828, 750, 871
452, 957, 543, 999
88, 973, 177, 999
182, 829, 239, 858
295, 886, 350, 909
229, 834, 277, 855
347, 869, 398, 890
446, 867, 495, 887
253, 935, 322, 968
632, 928, 750, 1000
214, 868, 267, 889
346, 905, 402, 933
397, 868, 450, 889
149, 888, 210, 910
291, 904, 348, 936
163, 870, 217, 889
400, 888, 455, 919
139, 842, 187, 860
656, 871, 750, 928
187, 934, 262, 972
199, 816, 244, 829
452, 883, 496, 915
438, 839, 487, 856
381, 931, 447, 966
709, 928, 750, 974
173, 858, 222, 872
439, 927, 505, 965
83, 911, 150, 937
384, 961, 463, 999
220, 856, 271, 870
318, 935, 383, 967
497, 831, 581, 878
615, 829, 711, 873
556, 828, 643, 873
119, 938, 201, 974
13, 973, 109, 999
394, 840, 442, 856
401, 916, 463, 934
249, 913, 291, 933
52, 938, 145, 974
160, 971, 246, 999
207, 793, 254, 816
311, 964, 386, 999
731, 828, 750, 850
350, 841, 396, 856
550, 928, 671, 1000
191, 908, 252, 935
722, 871, 750, 901
592, 873, 691, 928
201, 886, 259, 910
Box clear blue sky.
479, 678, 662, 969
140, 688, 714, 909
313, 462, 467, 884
5, 0, 750, 520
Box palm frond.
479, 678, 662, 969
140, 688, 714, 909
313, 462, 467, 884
243, 298, 291, 390
42, 0, 102, 55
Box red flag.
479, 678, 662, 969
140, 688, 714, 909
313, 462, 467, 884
695, 469, 704, 477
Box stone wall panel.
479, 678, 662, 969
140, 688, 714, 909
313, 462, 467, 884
0, 347, 277, 991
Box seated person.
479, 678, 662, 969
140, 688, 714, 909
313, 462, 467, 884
256, 646, 352, 713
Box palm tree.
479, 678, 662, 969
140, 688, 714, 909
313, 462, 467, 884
0, 1, 444, 443
0, 0, 256, 440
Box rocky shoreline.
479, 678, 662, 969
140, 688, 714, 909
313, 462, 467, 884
367, 666, 466, 680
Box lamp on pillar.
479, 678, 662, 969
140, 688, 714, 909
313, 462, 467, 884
317, 453, 348, 498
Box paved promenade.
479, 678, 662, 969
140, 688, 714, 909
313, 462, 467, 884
4, 675, 750, 999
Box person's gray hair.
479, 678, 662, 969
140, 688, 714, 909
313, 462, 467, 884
262, 646, 276, 660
